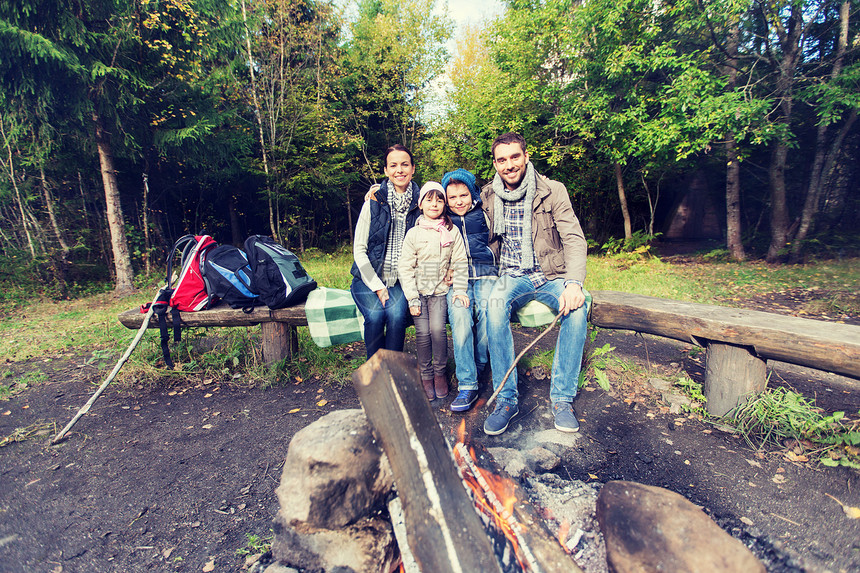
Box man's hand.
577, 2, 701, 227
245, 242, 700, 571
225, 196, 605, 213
364, 184, 381, 202
410, 306, 422, 317
559, 283, 585, 315
453, 294, 470, 308
375, 287, 389, 307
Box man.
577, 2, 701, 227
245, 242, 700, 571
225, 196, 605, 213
441, 169, 498, 412
481, 132, 589, 435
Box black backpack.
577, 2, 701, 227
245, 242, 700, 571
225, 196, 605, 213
244, 235, 317, 309
202, 245, 261, 310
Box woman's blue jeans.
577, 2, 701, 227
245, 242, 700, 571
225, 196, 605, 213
486, 275, 589, 406
350, 278, 409, 359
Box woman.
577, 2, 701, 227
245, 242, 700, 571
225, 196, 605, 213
350, 145, 421, 359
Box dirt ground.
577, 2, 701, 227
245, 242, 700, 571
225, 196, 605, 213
1, 288, 859, 573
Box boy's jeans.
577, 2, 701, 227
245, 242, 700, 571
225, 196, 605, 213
486, 275, 589, 405
447, 277, 496, 391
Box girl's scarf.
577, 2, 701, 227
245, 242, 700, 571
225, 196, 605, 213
492, 161, 536, 269
418, 216, 453, 247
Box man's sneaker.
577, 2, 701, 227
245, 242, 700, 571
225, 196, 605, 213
484, 402, 519, 435
552, 402, 580, 433
450, 389, 479, 412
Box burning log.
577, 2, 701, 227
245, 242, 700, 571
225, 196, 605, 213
453, 442, 585, 573
352, 350, 502, 573
353, 350, 584, 573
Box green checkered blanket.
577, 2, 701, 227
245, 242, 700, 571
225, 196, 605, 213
305, 287, 365, 348
514, 289, 592, 327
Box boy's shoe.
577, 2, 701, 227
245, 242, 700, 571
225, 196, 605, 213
421, 379, 435, 400
483, 402, 519, 435
450, 389, 479, 412
552, 402, 580, 433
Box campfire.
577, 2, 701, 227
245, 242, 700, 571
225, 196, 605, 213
352, 350, 581, 573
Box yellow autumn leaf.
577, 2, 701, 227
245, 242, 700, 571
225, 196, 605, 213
825, 493, 860, 519
288, 408, 301, 414
317, 399, 328, 407
588, 473, 598, 480
295, 376, 303, 383
202, 560, 215, 572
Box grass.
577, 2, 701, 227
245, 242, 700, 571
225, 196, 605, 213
1, 250, 857, 394
727, 387, 860, 469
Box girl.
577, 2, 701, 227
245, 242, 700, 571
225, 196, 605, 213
350, 145, 421, 359
398, 182, 469, 400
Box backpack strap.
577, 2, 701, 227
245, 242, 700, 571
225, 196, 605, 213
151, 288, 175, 369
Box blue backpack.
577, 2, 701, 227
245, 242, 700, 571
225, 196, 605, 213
202, 245, 261, 310
244, 235, 317, 309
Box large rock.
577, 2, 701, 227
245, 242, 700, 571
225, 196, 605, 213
271, 515, 398, 573
275, 409, 394, 530
596, 480, 765, 573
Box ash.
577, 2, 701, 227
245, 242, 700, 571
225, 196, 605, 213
521, 473, 608, 573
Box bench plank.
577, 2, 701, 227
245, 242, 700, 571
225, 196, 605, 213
589, 290, 860, 380
117, 305, 309, 329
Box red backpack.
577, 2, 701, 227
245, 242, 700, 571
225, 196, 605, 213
168, 235, 218, 311
143, 234, 218, 367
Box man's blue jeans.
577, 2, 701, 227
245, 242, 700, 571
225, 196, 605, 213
447, 277, 496, 391
486, 275, 589, 406
350, 278, 409, 359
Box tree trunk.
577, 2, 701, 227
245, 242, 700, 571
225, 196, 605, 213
724, 21, 745, 261
790, 1, 850, 262
765, 6, 803, 263
0, 120, 36, 257
614, 162, 632, 240
346, 185, 354, 243
229, 197, 243, 246
142, 172, 151, 275
240, 0, 278, 244
40, 166, 69, 256
93, 112, 134, 293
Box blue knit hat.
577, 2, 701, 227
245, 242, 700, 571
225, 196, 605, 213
441, 168, 479, 198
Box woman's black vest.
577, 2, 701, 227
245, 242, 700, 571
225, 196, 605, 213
350, 180, 420, 282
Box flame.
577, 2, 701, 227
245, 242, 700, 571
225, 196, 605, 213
454, 443, 531, 570
457, 419, 466, 444
558, 519, 571, 549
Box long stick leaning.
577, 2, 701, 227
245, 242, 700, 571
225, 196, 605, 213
52, 289, 162, 444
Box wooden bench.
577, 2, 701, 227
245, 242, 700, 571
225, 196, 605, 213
118, 290, 860, 416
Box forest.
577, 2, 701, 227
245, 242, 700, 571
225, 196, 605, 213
1, 0, 858, 296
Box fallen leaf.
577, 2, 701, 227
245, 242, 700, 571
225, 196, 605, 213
202, 424, 213, 429
772, 474, 786, 484
295, 376, 303, 383
825, 493, 860, 519
163, 547, 174, 559
684, 460, 691, 465
22, 405, 29, 409
740, 516, 754, 526
317, 399, 328, 407
204, 393, 212, 398
202, 560, 215, 572
2, 411, 10, 416
746, 459, 762, 468
168, 391, 177, 396
588, 473, 599, 480
288, 408, 301, 414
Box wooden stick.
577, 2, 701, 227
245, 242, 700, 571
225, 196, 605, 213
52, 289, 162, 444
487, 311, 563, 408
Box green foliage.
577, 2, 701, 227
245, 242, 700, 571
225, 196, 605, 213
673, 376, 707, 416
728, 387, 860, 469
599, 231, 660, 257
236, 531, 273, 557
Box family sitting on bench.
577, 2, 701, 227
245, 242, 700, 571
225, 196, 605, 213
351, 133, 590, 436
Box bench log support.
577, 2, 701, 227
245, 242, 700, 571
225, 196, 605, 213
703, 341, 768, 417
261, 322, 299, 364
